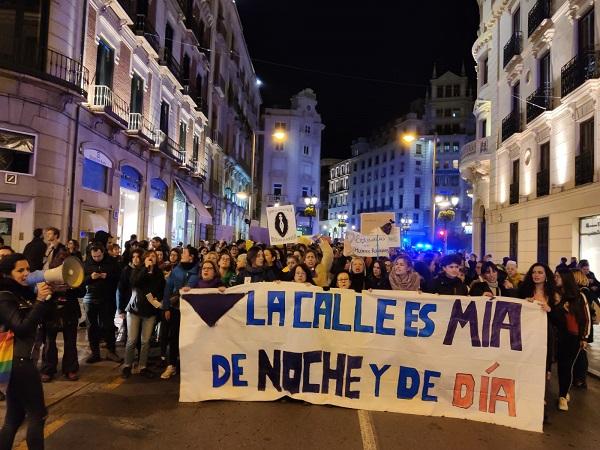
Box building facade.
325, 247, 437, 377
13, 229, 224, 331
259, 89, 324, 236
0, 0, 260, 250
463, 0, 600, 270
325, 158, 350, 238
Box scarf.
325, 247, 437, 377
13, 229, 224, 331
389, 270, 421, 291
486, 280, 499, 295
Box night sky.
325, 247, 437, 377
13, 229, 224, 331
236, 0, 480, 159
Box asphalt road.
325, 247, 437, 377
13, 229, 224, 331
3, 355, 599, 450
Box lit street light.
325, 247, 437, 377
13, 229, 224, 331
304, 194, 318, 234
435, 195, 459, 254
337, 213, 348, 238
399, 215, 413, 248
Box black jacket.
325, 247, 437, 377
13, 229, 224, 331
23, 236, 47, 272
83, 255, 120, 305
236, 266, 277, 284
469, 281, 517, 297
0, 278, 51, 359
126, 266, 166, 317
427, 273, 469, 296
117, 264, 136, 313
365, 274, 391, 290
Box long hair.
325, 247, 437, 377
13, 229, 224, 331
518, 263, 557, 302
292, 263, 315, 285
556, 268, 588, 333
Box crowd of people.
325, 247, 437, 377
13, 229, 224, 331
0, 228, 598, 448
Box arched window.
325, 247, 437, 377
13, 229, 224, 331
120, 165, 142, 192
82, 149, 112, 193
150, 178, 168, 201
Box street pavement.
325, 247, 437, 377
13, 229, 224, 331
1, 331, 599, 450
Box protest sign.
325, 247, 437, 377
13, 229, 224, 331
360, 212, 395, 234
266, 205, 297, 245
343, 230, 399, 257
179, 284, 547, 432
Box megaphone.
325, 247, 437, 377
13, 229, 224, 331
26, 257, 85, 300
42, 256, 85, 288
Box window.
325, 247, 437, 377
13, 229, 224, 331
192, 134, 200, 161
445, 85, 452, 97
0, 129, 35, 175
415, 144, 422, 155
130, 73, 144, 114
361, 160, 365, 169
381, 167, 386, 177
399, 179, 403, 188
400, 162, 404, 172
275, 142, 284, 151
301, 186, 309, 197
274, 121, 287, 131
160, 101, 170, 135
353, 163, 357, 171
368, 158, 372, 167
390, 165, 395, 175
382, 183, 386, 192
444, 143, 451, 152
414, 194, 421, 209
179, 121, 187, 150
444, 109, 452, 117
437, 86, 444, 98
415, 177, 421, 188
304, 125, 311, 133
382, 153, 387, 162
482, 56, 489, 85
578, 8, 595, 54
82, 150, 111, 193
452, 160, 459, 169
452, 108, 461, 118
375, 155, 379, 165
95, 40, 114, 88
361, 174, 365, 183
303, 145, 310, 156
390, 150, 395, 160
366, 187, 371, 195
399, 195, 404, 208
576, 117, 594, 185
416, 160, 422, 167
273, 183, 282, 196
367, 173, 372, 182
480, 119, 487, 138
389, 181, 393, 190
509, 222, 518, 261
413, 213, 419, 224
436, 108, 443, 117
537, 217, 549, 264
374, 185, 378, 194
453, 84, 460, 96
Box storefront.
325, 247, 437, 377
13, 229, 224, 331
580, 215, 600, 272
117, 165, 141, 245
148, 178, 168, 239
172, 179, 212, 246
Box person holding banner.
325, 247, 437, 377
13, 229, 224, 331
331, 270, 352, 290
388, 255, 421, 292
365, 260, 391, 290
427, 254, 468, 295
349, 257, 367, 292
290, 264, 315, 286
194, 261, 225, 289
0, 253, 53, 450
235, 247, 277, 284
469, 261, 517, 297
217, 253, 235, 287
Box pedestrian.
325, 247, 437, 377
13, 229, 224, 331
83, 244, 122, 363
290, 263, 315, 286
121, 251, 165, 379
299, 237, 333, 287
22, 229, 46, 272
578, 259, 600, 292
116, 248, 144, 344
331, 270, 352, 290
0, 253, 53, 450
278, 254, 299, 282
42, 227, 66, 270
427, 254, 469, 295
556, 257, 569, 271
66, 239, 83, 260
572, 268, 597, 389
160, 246, 199, 380
264, 247, 281, 279
194, 260, 225, 289
552, 269, 590, 411
348, 257, 367, 292
365, 260, 391, 290
469, 261, 516, 297
505, 260, 523, 289
388, 255, 421, 292
217, 252, 235, 287
235, 247, 276, 284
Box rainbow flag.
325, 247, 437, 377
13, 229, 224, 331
0, 330, 14, 387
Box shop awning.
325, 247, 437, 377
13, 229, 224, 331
81, 210, 109, 232
174, 179, 213, 225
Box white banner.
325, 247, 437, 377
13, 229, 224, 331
179, 284, 547, 433
266, 205, 297, 245
343, 230, 399, 257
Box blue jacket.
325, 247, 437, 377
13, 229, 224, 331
162, 262, 199, 309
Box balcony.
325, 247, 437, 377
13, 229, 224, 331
501, 110, 521, 142
536, 170, 550, 197
132, 15, 160, 54
194, 96, 208, 116
265, 194, 288, 205
88, 85, 129, 127
159, 50, 183, 84
526, 84, 553, 123
211, 129, 225, 148
575, 151, 594, 186
509, 183, 519, 205
528, 0, 551, 37
0, 47, 89, 95
158, 134, 185, 165
126, 113, 155, 143
561, 50, 600, 97
503, 32, 522, 68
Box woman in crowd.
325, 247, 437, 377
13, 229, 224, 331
122, 251, 165, 379
161, 248, 181, 278
365, 260, 391, 290
263, 247, 281, 279
228, 245, 240, 261
505, 261, 523, 289
427, 254, 468, 295
572, 268, 596, 389
389, 255, 421, 292
299, 237, 333, 287
66, 239, 83, 260
199, 247, 208, 262
236, 247, 276, 284
414, 254, 436, 288
204, 251, 219, 266
291, 263, 315, 286
279, 254, 299, 282
217, 253, 235, 287
195, 261, 224, 289
578, 259, 600, 292
0, 254, 52, 450
349, 257, 367, 292
331, 270, 352, 290
552, 269, 590, 411
229, 254, 247, 286
469, 261, 516, 297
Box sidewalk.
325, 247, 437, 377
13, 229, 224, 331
588, 324, 600, 378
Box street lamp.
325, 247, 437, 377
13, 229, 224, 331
399, 215, 413, 248
435, 195, 459, 254
401, 132, 438, 244
337, 213, 348, 238
304, 194, 318, 234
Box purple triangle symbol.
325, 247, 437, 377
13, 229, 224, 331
182, 293, 246, 327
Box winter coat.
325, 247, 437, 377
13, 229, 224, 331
126, 266, 166, 318
469, 281, 517, 297
235, 266, 277, 284
83, 254, 120, 305
162, 262, 199, 309
427, 273, 469, 296
365, 274, 391, 290
22, 236, 47, 272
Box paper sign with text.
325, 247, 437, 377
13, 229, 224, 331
266, 205, 297, 245
179, 284, 547, 432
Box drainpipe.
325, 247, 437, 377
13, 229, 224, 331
67, 1, 88, 240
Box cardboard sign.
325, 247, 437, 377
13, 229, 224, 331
266, 205, 297, 245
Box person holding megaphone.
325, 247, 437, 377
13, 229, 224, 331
0, 253, 53, 450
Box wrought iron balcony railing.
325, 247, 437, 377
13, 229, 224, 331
501, 110, 521, 141
503, 32, 523, 68
158, 134, 185, 164
89, 85, 130, 125
526, 84, 553, 123
528, 0, 551, 37
0, 47, 89, 95
575, 151, 594, 186
127, 113, 155, 142
561, 50, 600, 97
265, 194, 288, 204
160, 50, 183, 84
536, 170, 550, 197
132, 14, 160, 54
